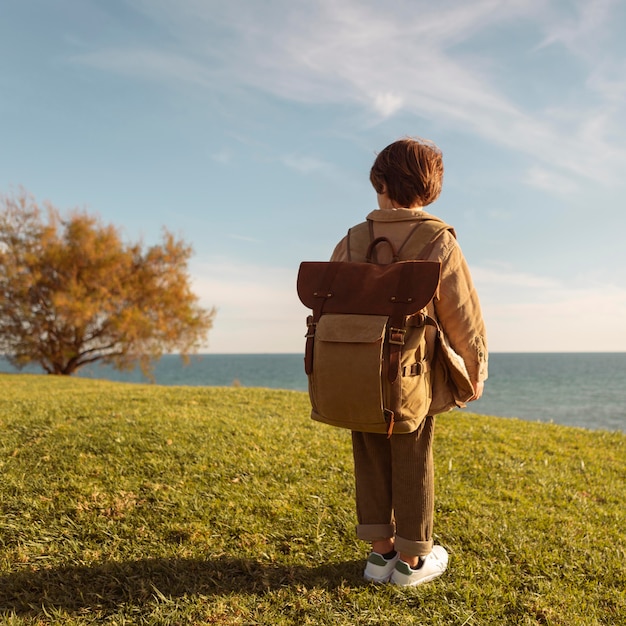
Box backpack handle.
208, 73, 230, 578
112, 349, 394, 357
366, 237, 399, 263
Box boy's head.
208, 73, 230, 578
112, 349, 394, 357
369, 137, 444, 208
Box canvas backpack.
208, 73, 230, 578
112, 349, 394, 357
297, 217, 461, 436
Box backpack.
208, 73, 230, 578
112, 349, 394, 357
297, 217, 462, 436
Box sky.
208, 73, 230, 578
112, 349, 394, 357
1, 0, 626, 353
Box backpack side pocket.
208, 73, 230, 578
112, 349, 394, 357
391, 322, 432, 431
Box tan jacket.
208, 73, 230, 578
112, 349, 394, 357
331, 208, 488, 385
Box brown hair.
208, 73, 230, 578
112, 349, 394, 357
369, 138, 444, 207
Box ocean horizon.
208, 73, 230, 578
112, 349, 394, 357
2, 352, 625, 433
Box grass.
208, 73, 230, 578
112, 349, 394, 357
0, 374, 624, 625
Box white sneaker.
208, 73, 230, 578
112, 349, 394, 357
363, 551, 399, 583
390, 546, 449, 587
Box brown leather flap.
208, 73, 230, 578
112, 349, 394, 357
297, 260, 441, 317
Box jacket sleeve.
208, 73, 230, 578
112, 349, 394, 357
431, 233, 488, 384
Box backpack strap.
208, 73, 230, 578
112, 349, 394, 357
346, 221, 372, 262
346, 216, 455, 262
396, 219, 456, 261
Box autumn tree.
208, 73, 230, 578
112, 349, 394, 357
0, 189, 215, 376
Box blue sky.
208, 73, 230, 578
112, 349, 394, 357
2, 0, 626, 353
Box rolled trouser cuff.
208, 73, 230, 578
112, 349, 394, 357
394, 534, 433, 558
356, 523, 395, 542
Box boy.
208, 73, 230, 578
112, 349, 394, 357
330, 137, 487, 586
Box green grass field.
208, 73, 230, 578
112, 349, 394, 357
0, 374, 624, 625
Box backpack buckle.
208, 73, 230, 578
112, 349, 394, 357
402, 361, 429, 377
384, 408, 395, 438
305, 316, 317, 338
388, 327, 406, 345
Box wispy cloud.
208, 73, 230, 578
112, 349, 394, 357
280, 154, 330, 174
523, 166, 580, 195
72, 1, 626, 188
227, 234, 261, 243
189, 258, 626, 354
190, 259, 306, 353
474, 265, 626, 351
210, 150, 233, 165
536, 0, 616, 56
71, 46, 212, 86
372, 92, 404, 118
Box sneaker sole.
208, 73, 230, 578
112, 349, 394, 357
393, 568, 445, 587
364, 572, 393, 584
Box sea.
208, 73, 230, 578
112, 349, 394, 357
1, 353, 625, 433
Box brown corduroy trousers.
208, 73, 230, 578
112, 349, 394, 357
351, 415, 435, 557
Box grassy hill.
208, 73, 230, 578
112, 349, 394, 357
0, 374, 624, 625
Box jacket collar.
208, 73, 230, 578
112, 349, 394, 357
367, 207, 428, 222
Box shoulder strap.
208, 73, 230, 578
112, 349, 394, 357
399, 221, 455, 261
346, 222, 370, 262
346, 216, 455, 262
418, 228, 452, 260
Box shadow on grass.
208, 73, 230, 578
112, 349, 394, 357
0, 556, 365, 615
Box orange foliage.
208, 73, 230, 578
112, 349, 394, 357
0, 189, 215, 376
